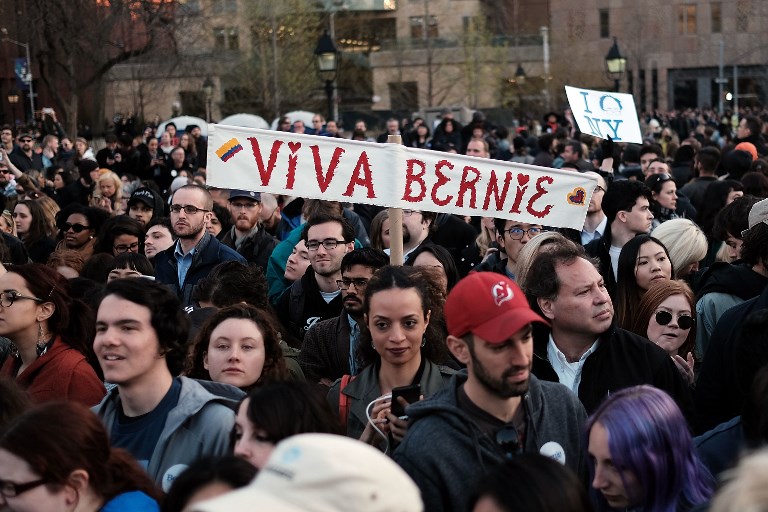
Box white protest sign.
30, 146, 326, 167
206, 125, 597, 230
565, 86, 642, 143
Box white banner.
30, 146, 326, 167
565, 86, 642, 144
206, 125, 597, 230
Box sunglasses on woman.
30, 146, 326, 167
654, 310, 694, 330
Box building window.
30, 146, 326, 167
213, 27, 239, 50
711, 2, 722, 33
212, 0, 237, 14
736, 1, 749, 32
678, 4, 696, 34
599, 9, 609, 39
410, 16, 438, 39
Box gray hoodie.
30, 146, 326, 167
93, 377, 244, 491
393, 372, 587, 512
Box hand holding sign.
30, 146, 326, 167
565, 86, 642, 144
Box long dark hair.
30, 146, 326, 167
15, 200, 50, 246
0, 402, 160, 502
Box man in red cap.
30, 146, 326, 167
393, 272, 586, 512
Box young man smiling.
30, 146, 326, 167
93, 279, 241, 490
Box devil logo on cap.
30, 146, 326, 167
491, 281, 514, 306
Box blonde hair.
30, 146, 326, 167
710, 448, 768, 512
652, 219, 707, 278
0, 210, 16, 237
517, 232, 579, 292
34, 195, 60, 238
92, 170, 123, 210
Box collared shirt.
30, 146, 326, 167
581, 215, 607, 246
174, 242, 196, 287
547, 334, 599, 394
347, 314, 360, 376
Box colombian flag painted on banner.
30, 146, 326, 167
216, 138, 243, 162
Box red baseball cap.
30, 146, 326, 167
445, 272, 548, 344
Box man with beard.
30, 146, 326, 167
220, 189, 277, 270
526, 243, 692, 418
153, 185, 245, 308
275, 212, 356, 345
393, 272, 587, 512
299, 247, 389, 386
9, 132, 44, 172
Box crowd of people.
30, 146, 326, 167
0, 104, 767, 511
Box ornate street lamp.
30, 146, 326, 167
314, 31, 340, 121
604, 37, 626, 92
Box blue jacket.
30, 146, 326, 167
154, 232, 245, 308
101, 491, 159, 511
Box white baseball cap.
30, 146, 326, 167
191, 434, 423, 512
747, 197, 768, 232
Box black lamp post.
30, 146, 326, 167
604, 37, 626, 92
314, 31, 339, 121
202, 77, 214, 123
514, 63, 526, 124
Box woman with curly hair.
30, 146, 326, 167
184, 304, 289, 392
91, 170, 123, 215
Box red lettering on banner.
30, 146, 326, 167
482, 170, 512, 211
509, 173, 530, 214
343, 151, 376, 198
247, 138, 283, 186
527, 176, 554, 218
456, 166, 480, 208
431, 160, 454, 206
310, 145, 345, 193
285, 143, 301, 190
402, 159, 427, 202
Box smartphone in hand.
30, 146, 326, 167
391, 384, 421, 418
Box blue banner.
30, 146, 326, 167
14, 58, 29, 91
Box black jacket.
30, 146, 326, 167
274, 267, 344, 347
219, 226, 278, 271
298, 310, 351, 384
584, 229, 618, 300
153, 233, 246, 308
532, 323, 694, 420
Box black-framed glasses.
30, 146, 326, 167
594, 185, 605, 193
62, 222, 90, 233
306, 239, 346, 251
503, 227, 542, 240
229, 201, 259, 210
0, 478, 48, 498
402, 209, 420, 217
495, 425, 521, 459
654, 310, 694, 330
19, 138, 32, 143
113, 242, 140, 254
0, 290, 45, 308
170, 204, 210, 215
336, 278, 370, 291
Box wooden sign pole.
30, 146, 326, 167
387, 134, 404, 265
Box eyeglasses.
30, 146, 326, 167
0, 290, 45, 308
336, 278, 369, 290
502, 227, 542, 240
306, 239, 347, 251
402, 209, 420, 217
62, 222, 90, 233
0, 478, 48, 498
170, 204, 210, 215
594, 185, 605, 193
654, 310, 694, 330
495, 425, 521, 459
114, 242, 140, 254
229, 201, 259, 210
19, 138, 32, 143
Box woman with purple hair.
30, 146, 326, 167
586, 386, 714, 511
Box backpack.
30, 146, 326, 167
338, 374, 355, 430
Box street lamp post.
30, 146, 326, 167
202, 77, 214, 123
1, 29, 34, 123
314, 31, 340, 122
514, 63, 526, 125
7, 89, 19, 125
604, 37, 627, 93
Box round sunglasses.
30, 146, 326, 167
654, 310, 694, 330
